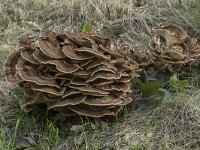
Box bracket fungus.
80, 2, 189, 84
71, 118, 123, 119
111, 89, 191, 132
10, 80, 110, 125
149, 23, 200, 72
5, 31, 139, 117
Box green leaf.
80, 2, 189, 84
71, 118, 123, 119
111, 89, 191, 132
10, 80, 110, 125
177, 80, 188, 92
134, 78, 145, 88
82, 23, 92, 32
157, 88, 171, 99
134, 78, 165, 96
169, 73, 178, 86
157, 88, 169, 96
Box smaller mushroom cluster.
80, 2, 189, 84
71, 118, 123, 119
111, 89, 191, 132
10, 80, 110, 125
5, 31, 139, 117
149, 23, 200, 72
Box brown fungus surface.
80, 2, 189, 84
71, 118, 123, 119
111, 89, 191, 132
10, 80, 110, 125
4, 31, 139, 117
149, 23, 200, 72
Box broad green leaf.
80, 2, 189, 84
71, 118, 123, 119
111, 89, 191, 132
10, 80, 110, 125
169, 73, 178, 86
82, 23, 92, 32
134, 78, 165, 96
142, 81, 165, 95
177, 80, 188, 92
134, 78, 145, 88
157, 88, 171, 98
153, 88, 171, 102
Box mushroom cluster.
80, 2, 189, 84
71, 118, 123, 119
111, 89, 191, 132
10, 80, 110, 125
5, 31, 139, 117
149, 23, 200, 72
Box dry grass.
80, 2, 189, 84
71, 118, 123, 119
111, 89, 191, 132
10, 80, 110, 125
0, 0, 200, 149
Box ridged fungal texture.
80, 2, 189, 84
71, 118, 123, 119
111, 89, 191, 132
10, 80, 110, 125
5, 31, 139, 117
149, 23, 200, 72
130, 49, 152, 69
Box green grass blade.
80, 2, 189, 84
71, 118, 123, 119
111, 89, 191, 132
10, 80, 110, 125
12, 118, 21, 149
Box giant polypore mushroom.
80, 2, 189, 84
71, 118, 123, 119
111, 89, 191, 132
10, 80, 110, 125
5, 31, 139, 117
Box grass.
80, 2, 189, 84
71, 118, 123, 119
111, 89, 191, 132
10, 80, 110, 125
0, 0, 200, 149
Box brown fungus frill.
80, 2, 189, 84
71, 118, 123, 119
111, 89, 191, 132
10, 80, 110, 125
5, 31, 139, 117
149, 23, 200, 72
129, 49, 152, 69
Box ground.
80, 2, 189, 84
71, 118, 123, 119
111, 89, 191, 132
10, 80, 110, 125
0, 0, 200, 150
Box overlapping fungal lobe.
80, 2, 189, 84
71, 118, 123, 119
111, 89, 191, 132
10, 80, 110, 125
149, 23, 200, 72
117, 46, 150, 76
129, 49, 152, 69
5, 31, 139, 117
